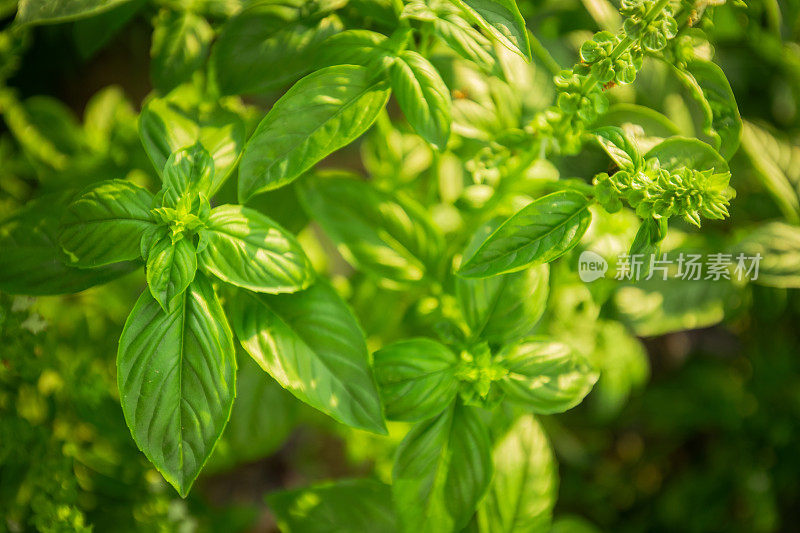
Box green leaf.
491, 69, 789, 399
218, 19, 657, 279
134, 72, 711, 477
162, 143, 215, 205
672, 59, 742, 160
0, 193, 137, 295
16, 0, 134, 25
433, 13, 497, 72
139, 86, 245, 196
298, 173, 445, 287
740, 121, 800, 223
210, 4, 343, 96
150, 10, 213, 94
313, 29, 392, 69
58, 179, 155, 268
735, 222, 800, 288
238, 65, 391, 200
457, 221, 549, 344
373, 338, 459, 422
588, 320, 649, 419
72, 0, 145, 60
614, 278, 738, 336
393, 403, 492, 533
497, 338, 598, 414
592, 126, 641, 171
458, 191, 592, 278
390, 51, 452, 150
645, 136, 729, 174
117, 273, 236, 497
197, 205, 314, 293
593, 103, 681, 152
230, 282, 386, 434
457, 264, 548, 344
267, 479, 399, 533
477, 415, 556, 533
448, 0, 531, 59
145, 232, 197, 311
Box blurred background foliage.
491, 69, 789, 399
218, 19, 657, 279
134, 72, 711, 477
1, 0, 799, 531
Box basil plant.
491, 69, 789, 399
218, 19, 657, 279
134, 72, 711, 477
0, 0, 749, 530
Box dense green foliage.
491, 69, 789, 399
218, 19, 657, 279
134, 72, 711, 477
1, 0, 800, 531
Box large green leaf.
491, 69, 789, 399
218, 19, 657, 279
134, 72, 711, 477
117, 273, 236, 497
458, 191, 592, 278
267, 479, 399, 533
593, 103, 680, 152
478, 415, 556, 533
497, 338, 598, 414
58, 180, 155, 268
457, 264, 549, 344
457, 221, 549, 344
432, 13, 497, 72
448, 0, 530, 59
208, 352, 298, 471
0, 193, 137, 295
16, 0, 133, 25
145, 232, 197, 312
313, 29, 391, 69
393, 404, 492, 533
735, 222, 800, 288
150, 10, 213, 94
390, 51, 452, 150
614, 278, 739, 336
740, 121, 800, 223
373, 338, 459, 422
139, 86, 245, 196
672, 59, 742, 160
230, 282, 386, 434
197, 205, 314, 293
238, 65, 391, 200
210, 3, 343, 96
298, 173, 445, 287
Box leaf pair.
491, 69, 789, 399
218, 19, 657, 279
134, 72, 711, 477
375, 333, 595, 532
266, 414, 556, 533
374, 337, 597, 424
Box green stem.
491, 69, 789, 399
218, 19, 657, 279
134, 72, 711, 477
529, 32, 563, 76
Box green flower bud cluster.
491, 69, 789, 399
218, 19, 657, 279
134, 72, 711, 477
593, 159, 735, 227
534, 71, 609, 154
455, 342, 507, 409
533, 0, 678, 155
621, 0, 678, 52
578, 31, 644, 85
466, 144, 509, 185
